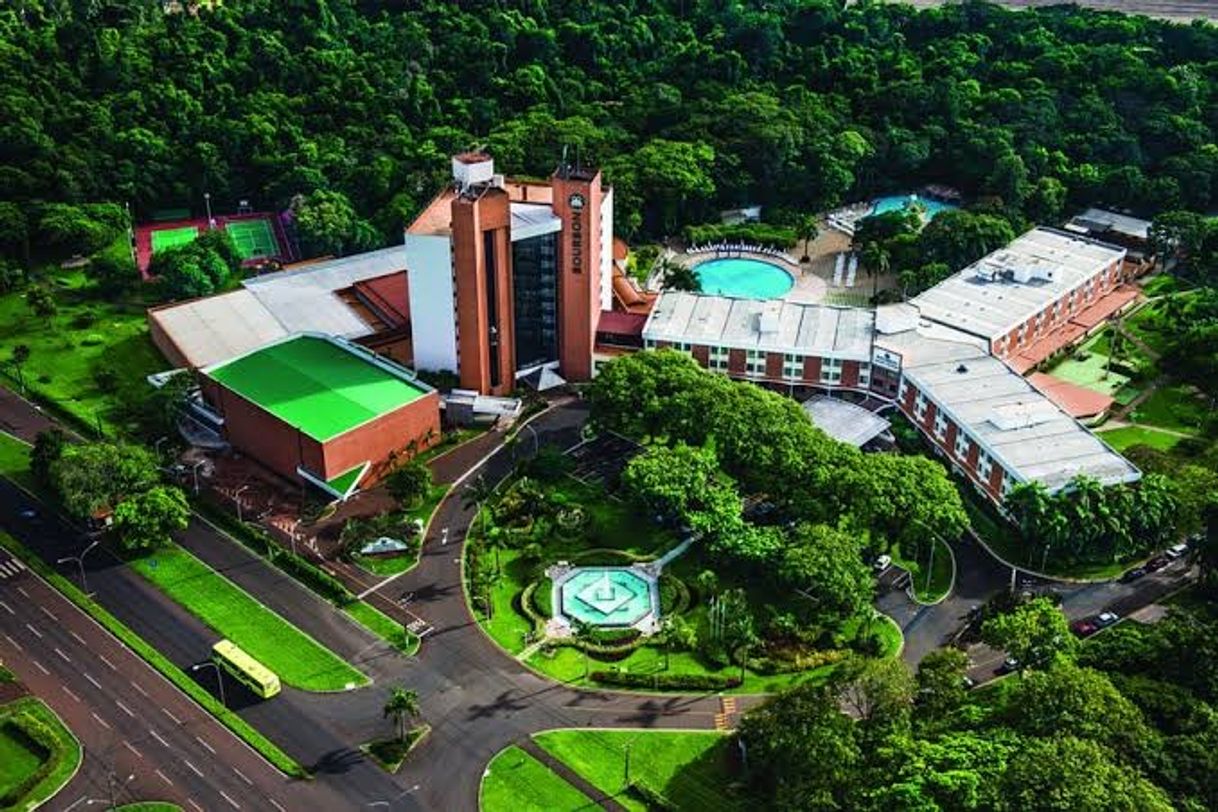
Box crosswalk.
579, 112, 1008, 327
0, 556, 27, 581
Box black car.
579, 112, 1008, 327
1119, 567, 1147, 583
1145, 556, 1170, 573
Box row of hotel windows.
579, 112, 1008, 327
996, 266, 1117, 352
648, 341, 872, 387
901, 381, 1014, 497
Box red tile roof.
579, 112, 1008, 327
597, 310, 648, 336
1028, 373, 1115, 419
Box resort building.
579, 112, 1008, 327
198, 334, 440, 499
404, 153, 614, 395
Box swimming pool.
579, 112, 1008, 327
870, 194, 957, 220
693, 258, 794, 299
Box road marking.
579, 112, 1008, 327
195, 735, 215, 754
24, 622, 42, 638
122, 740, 142, 758
186, 800, 203, 812
219, 790, 240, 808
84, 672, 102, 690
184, 759, 203, 778
132, 683, 149, 698
53, 646, 70, 662
64, 796, 88, 812
70, 631, 86, 646
2, 633, 21, 651
90, 711, 110, 729
16, 586, 28, 598
268, 799, 287, 812
232, 767, 252, 785
155, 768, 173, 786
116, 700, 135, 718
63, 686, 80, 702
99, 654, 116, 670
32, 660, 48, 675
149, 729, 170, 748
39, 605, 57, 621
0, 599, 13, 614
162, 707, 182, 725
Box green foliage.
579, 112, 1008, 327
49, 441, 158, 520
85, 239, 139, 296
683, 222, 796, 250
25, 286, 56, 320
382, 686, 421, 742
589, 670, 741, 691
914, 648, 970, 728
385, 461, 432, 508
981, 598, 1077, 673
111, 485, 190, 553
28, 428, 65, 487
998, 736, 1173, 812
150, 242, 233, 300
293, 189, 378, 258
36, 203, 124, 255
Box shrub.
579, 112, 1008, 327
683, 222, 796, 250
658, 574, 691, 615
590, 670, 742, 691
531, 577, 552, 618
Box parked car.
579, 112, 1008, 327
962, 676, 977, 690
996, 656, 1019, 675
1119, 567, 1146, 583
1071, 619, 1099, 637
1146, 556, 1170, 573
18, 508, 36, 520
1096, 611, 1120, 627
873, 554, 892, 573
1166, 543, 1189, 559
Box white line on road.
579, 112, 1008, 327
219, 790, 241, 809
39, 605, 57, 621
16, 586, 28, 598
232, 767, 252, 785
162, 707, 182, 725
64, 795, 88, 812
2, 633, 21, 651
0, 599, 12, 614
195, 735, 215, 754
186, 799, 203, 812
184, 759, 204, 778
132, 683, 149, 698
155, 768, 173, 786
149, 729, 170, 748
32, 660, 48, 675
63, 686, 80, 702
53, 646, 70, 662
70, 631, 86, 646
268, 798, 287, 812
84, 673, 102, 690
24, 622, 42, 638
122, 740, 142, 758
91, 711, 111, 729
99, 654, 116, 670
116, 700, 135, 718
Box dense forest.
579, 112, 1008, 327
3, 0, 1218, 252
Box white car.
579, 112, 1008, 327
1166, 543, 1189, 559
1096, 611, 1120, 627
873, 554, 892, 572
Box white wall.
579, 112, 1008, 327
600, 187, 614, 312
405, 234, 458, 373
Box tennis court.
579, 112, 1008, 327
151, 226, 200, 254
225, 219, 279, 260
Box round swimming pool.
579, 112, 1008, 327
693, 257, 794, 299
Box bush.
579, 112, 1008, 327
683, 222, 796, 250
531, 577, 552, 618
590, 670, 742, 691
0, 715, 60, 807
658, 574, 691, 616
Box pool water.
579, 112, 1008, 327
870, 194, 957, 220
559, 568, 655, 627
693, 258, 794, 299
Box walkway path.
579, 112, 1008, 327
517, 738, 629, 812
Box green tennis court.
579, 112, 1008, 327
151, 226, 200, 253
206, 336, 427, 441
225, 219, 279, 260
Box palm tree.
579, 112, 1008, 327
382, 686, 420, 742
1104, 323, 1127, 380
796, 214, 818, 262
571, 619, 595, 680
10, 344, 29, 393
462, 474, 499, 571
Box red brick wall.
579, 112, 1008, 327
765, 352, 783, 380
728, 349, 746, 374
943, 422, 958, 458
323, 392, 442, 485
921, 401, 937, 432
692, 344, 709, 367
206, 383, 324, 484
842, 360, 859, 388
987, 461, 1006, 498
965, 437, 979, 471
902, 383, 916, 412
802, 356, 822, 383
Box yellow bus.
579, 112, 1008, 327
212, 639, 281, 699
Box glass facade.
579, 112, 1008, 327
511, 233, 559, 370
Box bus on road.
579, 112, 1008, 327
212, 639, 281, 699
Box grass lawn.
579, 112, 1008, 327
1043, 343, 1132, 397
0, 431, 37, 492
480, 745, 594, 812
352, 482, 449, 578
1128, 385, 1206, 435
129, 544, 367, 691
0, 267, 163, 434
534, 730, 740, 812
1098, 426, 1184, 453
362, 725, 429, 773
0, 697, 82, 811
343, 600, 419, 656
893, 536, 954, 603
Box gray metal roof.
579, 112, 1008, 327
148, 289, 288, 368
802, 395, 890, 447
1067, 208, 1151, 241
909, 228, 1126, 341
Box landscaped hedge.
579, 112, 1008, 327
590, 670, 742, 691
658, 573, 690, 616
518, 582, 547, 632
683, 222, 796, 250
531, 577, 552, 618
748, 648, 847, 675
0, 714, 60, 807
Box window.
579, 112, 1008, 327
858, 362, 871, 388
933, 412, 947, 441
783, 353, 803, 380
913, 392, 927, 420
954, 432, 970, 460
977, 452, 992, 480
898, 380, 909, 402
821, 357, 843, 384
746, 349, 765, 377
1001, 474, 1015, 498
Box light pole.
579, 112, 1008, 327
289, 518, 302, 558
234, 484, 250, 523
154, 435, 169, 460
191, 661, 226, 707
190, 459, 205, 494
204, 192, 214, 228
57, 539, 100, 596
523, 423, 539, 457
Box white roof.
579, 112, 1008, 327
1067, 208, 1151, 241
909, 228, 1126, 341
149, 290, 288, 368
643, 291, 874, 359
241, 246, 408, 337
802, 395, 890, 447
510, 203, 562, 242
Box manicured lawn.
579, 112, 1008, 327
343, 600, 419, 656
1098, 426, 1184, 453
1128, 385, 1206, 435
534, 730, 740, 812
0, 697, 82, 811
893, 536, 954, 603
0, 431, 37, 492
1043, 338, 1132, 397
130, 544, 367, 691
480, 745, 594, 812
0, 267, 164, 434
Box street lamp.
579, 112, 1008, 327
154, 435, 170, 460
190, 459, 206, 494
204, 192, 214, 227
233, 484, 250, 523
191, 661, 226, 707
57, 539, 100, 596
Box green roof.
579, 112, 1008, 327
208, 336, 427, 441
326, 462, 367, 498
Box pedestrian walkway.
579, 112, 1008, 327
0, 555, 26, 580
518, 737, 630, 812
